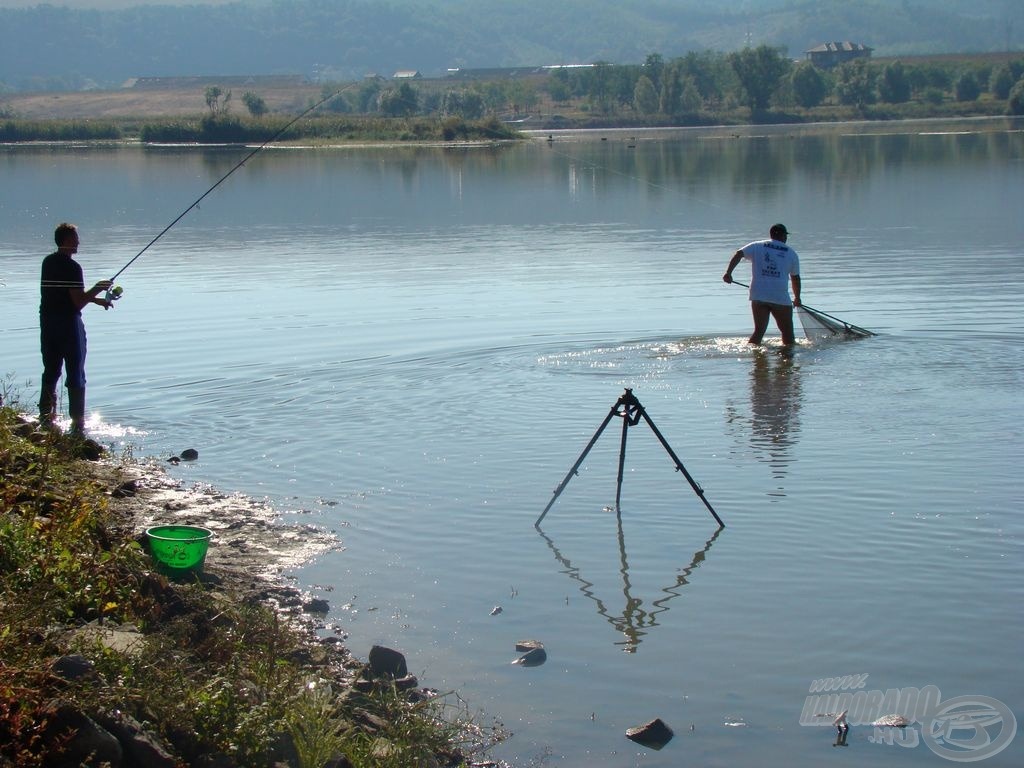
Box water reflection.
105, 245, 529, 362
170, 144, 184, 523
557, 123, 1024, 204
726, 348, 802, 489
536, 523, 721, 653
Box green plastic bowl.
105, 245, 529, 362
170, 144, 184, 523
146, 525, 213, 572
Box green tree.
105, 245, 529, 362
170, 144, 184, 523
633, 74, 659, 114
356, 80, 383, 113
678, 50, 733, 107
379, 81, 418, 117
680, 76, 702, 114
643, 53, 665, 93
834, 60, 876, 107
989, 64, 1015, 99
908, 63, 952, 95
878, 61, 911, 104
546, 73, 572, 104
728, 45, 791, 114
953, 71, 981, 102
241, 91, 267, 117
507, 80, 539, 115
587, 61, 615, 114
791, 61, 828, 108
1008, 78, 1024, 116
660, 65, 683, 115
204, 86, 231, 117
440, 89, 484, 119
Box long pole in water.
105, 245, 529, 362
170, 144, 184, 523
109, 84, 353, 284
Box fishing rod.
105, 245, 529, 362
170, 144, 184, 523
106, 82, 355, 295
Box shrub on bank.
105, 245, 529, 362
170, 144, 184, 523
133, 114, 519, 144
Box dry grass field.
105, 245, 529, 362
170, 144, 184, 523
3, 83, 325, 119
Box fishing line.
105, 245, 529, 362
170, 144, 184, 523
108, 82, 358, 285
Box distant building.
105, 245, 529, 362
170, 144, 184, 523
392, 70, 422, 79
805, 42, 873, 68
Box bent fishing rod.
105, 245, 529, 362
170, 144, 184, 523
106, 83, 354, 294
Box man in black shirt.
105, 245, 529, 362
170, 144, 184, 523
39, 223, 113, 434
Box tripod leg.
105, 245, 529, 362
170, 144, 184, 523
536, 404, 619, 526
638, 406, 725, 528
615, 405, 630, 514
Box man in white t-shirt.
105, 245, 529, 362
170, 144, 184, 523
723, 223, 802, 345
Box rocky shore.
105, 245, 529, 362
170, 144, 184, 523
0, 413, 507, 767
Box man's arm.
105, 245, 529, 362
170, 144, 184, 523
69, 280, 114, 311
723, 250, 744, 283
791, 275, 801, 306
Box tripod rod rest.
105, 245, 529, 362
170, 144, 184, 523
615, 388, 643, 425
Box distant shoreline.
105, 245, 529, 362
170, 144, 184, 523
2, 113, 1019, 150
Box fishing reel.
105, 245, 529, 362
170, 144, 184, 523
104, 285, 124, 303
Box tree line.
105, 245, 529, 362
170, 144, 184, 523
298, 50, 1024, 125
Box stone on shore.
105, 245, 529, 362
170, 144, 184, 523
368, 645, 408, 678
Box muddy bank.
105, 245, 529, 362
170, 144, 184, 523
111, 457, 340, 605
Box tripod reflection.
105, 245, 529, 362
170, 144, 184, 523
536, 522, 722, 653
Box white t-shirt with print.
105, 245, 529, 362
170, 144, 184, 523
739, 239, 800, 306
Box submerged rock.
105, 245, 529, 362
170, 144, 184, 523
872, 713, 910, 728
515, 640, 544, 652
625, 718, 674, 750
180, 448, 199, 461
512, 647, 547, 667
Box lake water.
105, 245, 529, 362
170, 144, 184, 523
2, 119, 1023, 767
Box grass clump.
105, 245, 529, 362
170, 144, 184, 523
0, 399, 507, 767
0, 119, 122, 141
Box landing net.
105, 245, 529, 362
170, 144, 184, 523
798, 305, 875, 341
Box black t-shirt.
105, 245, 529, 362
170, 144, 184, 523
40, 251, 84, 318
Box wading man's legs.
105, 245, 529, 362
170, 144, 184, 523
749, 301, 796, 345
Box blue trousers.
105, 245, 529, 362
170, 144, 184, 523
40, 314, 88, 392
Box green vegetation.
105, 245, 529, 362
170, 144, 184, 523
524, 49, 1024, 126
2, 52, 1022, 143
0, 114, 519, 144
0, 119, 123, 141
138, 114, 519, 143
0, 399, 505, 767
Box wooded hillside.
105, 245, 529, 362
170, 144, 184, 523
1, 0, 1021, 92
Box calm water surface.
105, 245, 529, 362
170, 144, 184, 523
2, 120, 1023, 767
